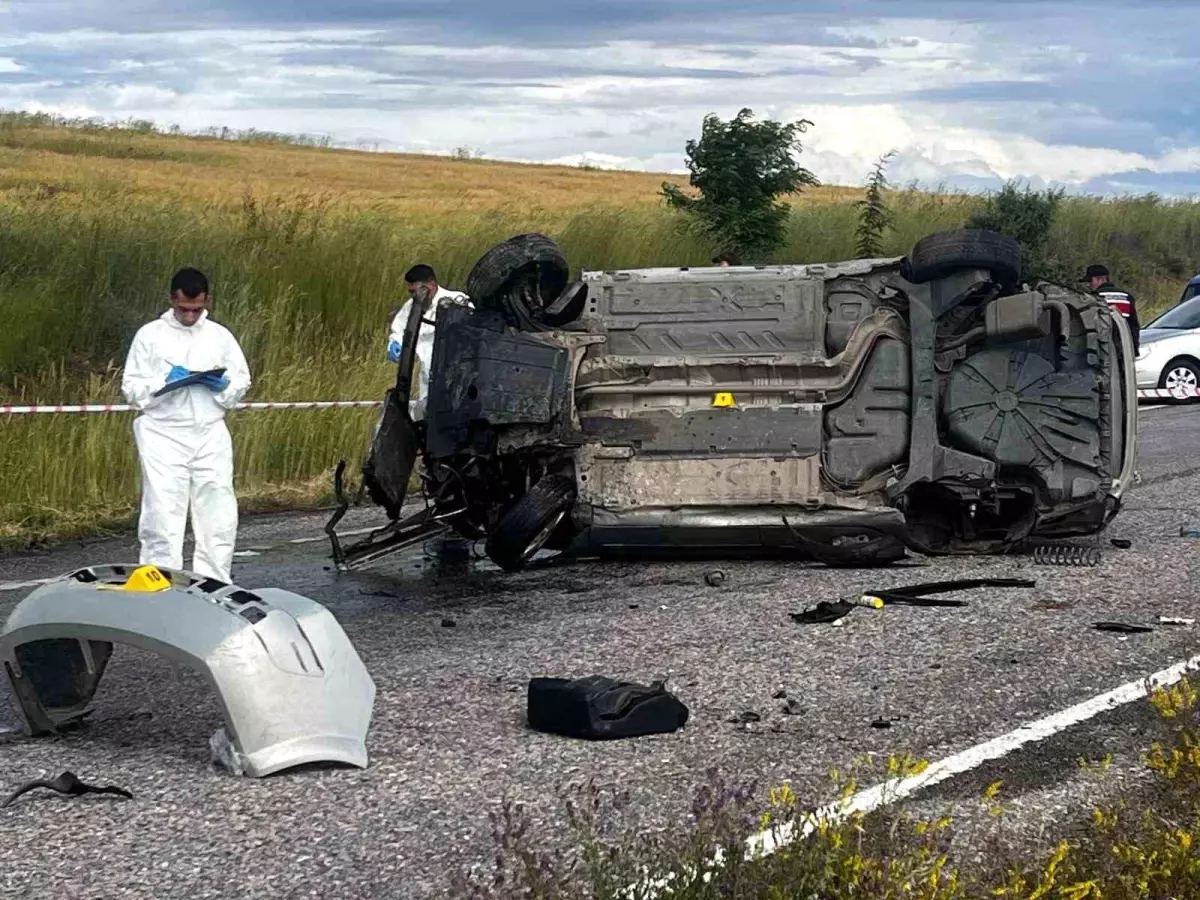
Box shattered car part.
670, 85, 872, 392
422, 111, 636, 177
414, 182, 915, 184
869, 594, 967, 608
790, 600, 858, 625
336, 227, 1139, 572
862, 576, 1036, 607
1031, 544, 1103, 567
797, 576, 1035, 623
2, 771, 132, 809
0, 565, 375, 777
1094, 622, 1154, 634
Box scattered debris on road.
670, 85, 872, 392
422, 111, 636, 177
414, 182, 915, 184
441, 617, 457, 628
792, 577, 1035, 625
1160, 616, 1195, 627
1110, 538, 1133, 549
865, 577, 1035, 607
1093, 621, 1154, 634
526, 675, 689, 740
727, 710, 762, 725
772, 688, 788, 700
790, 600, 857, 625
866, 592, 967, 608
1032, 544, 1102, 566
2, 771, 132, 809
704, 570, 727, 587
1182, 524, 1200, 538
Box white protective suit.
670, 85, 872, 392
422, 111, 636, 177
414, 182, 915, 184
120, 309, 252, 583
388, 286, 472, 419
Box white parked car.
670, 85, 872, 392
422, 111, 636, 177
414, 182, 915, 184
1136, 293, 1200, 396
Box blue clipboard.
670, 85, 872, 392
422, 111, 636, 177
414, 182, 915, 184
153, 367, 227, 397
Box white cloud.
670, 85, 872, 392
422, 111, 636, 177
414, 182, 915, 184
14, 99, 101, 119
0, 8, 1196, 196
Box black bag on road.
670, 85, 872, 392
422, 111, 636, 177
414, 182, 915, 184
527, 675, 689, 740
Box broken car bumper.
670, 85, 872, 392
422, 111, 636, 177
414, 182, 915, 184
0, 565, 375, 777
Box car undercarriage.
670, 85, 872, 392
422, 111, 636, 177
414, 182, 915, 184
327, 229, 1138, 573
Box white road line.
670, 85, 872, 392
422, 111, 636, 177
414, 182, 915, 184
636, 649, 1200, 896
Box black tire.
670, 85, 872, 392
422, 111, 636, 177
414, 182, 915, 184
901, 229, 1021, 287
485, 475, 576, 572
466, 233, 570, 318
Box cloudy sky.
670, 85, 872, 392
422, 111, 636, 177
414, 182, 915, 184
1, 1, 1197, 195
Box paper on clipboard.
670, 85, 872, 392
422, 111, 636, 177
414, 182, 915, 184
152, 367, 227, 397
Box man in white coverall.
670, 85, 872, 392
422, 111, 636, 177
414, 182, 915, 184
121, 268, 252, 583
387, 264, 471, 419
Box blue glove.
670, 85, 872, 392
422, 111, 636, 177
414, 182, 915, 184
198, 373, 231, 392
387, 340, 401, 363
166, 365, 191, 384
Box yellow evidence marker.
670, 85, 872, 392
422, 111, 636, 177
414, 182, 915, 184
97, 564, 172, 592
712, 392, 736, 408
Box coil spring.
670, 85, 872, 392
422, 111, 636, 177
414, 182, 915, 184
1032, 544, 1102, 567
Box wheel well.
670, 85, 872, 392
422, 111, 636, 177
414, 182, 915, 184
1163, 355, 1200, 368
1159, 355, 1200, 384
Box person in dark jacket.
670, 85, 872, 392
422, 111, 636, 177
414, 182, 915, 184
1082, 263, 1140, 353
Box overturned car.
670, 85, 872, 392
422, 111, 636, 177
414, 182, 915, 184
329, 229, 1138, 572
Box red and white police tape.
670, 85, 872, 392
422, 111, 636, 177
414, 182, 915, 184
1137, 386, 1200, 401
0, 400, 385, 415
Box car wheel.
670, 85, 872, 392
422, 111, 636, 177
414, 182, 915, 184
466, 233, 571, 329
1159, 356, 1200, 400
485, 475, 577, 572
900, 228, 1022, 288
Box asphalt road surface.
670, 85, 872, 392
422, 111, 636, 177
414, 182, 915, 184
2, 403, 1199, 899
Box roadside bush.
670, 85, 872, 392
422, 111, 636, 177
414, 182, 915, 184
854, 151, 897, 259
965, 180, 1066, 284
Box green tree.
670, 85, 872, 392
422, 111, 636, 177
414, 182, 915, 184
966, 180, 1067, 282
854, 150, 896, 259
661, 108, 820, 261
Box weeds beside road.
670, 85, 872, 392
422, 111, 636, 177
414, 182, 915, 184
452, 679, 1200, 900
1, 114, 1199, 545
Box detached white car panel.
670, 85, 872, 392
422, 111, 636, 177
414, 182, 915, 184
0, 564, 375, 777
